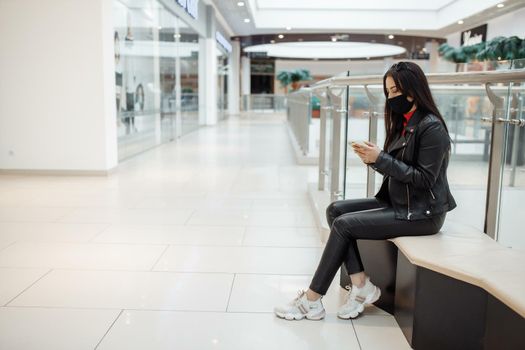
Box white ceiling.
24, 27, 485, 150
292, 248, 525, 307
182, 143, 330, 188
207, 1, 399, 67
247, 0, 504, 31
253, 0, 456, 11
210, 0, 525, 37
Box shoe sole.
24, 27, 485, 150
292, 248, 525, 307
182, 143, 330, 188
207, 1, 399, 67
337, 287, 382, 320
275, 310, 326, 321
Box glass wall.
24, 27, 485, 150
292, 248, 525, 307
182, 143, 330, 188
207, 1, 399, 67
113, 0, 200, 161
217, 51, 229, 120
179, 19, 199, 136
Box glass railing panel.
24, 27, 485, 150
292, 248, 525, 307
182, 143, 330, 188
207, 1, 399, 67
344, 87, 371, 199
497, 80, 525, 250
436, 83, 515, 233
431, 84, 502, 232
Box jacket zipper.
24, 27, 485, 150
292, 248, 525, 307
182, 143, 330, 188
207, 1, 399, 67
429, 189, 436, 200
401, 139, 412, 220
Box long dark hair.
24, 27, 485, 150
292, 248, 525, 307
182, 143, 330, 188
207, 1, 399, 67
382, 61, 449, 150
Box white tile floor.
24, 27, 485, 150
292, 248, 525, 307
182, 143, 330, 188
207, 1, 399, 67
0, 114, 411, 349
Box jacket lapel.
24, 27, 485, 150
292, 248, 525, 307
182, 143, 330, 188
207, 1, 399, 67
387, 109, 426, 154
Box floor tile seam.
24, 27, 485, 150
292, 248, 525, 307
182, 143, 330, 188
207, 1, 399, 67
0, 219, 71, 224
240, 226, 248, 245
185, 223, 318, 229
350, 319, 363, 350
149, 245, 171, 271
225, 274, 236, 313
52, 207, 79, 223
4, 268, 54, 307
182, 209, 196, 225
94, 309, 124, 350
1, 239, 320, 248
11, 267, 312, 277
87, 223, 113, 243
0, 240, 18, 254
3, 241, 323, 248
0, 306, 394, 318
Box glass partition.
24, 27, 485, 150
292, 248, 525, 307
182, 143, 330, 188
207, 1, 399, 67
292, 59, 525, 248
498, 79, 525, 250
179, 19, 199, 136
113, 0, 200, 161
431, 84, 498, 232
344, 88, 371, 199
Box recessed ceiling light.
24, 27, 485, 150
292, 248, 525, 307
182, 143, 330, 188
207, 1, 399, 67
270, 40, 275, 44
331, 37, 337, 42
458, 20, 464, 24
237, 1, 245, 6
278, 34, 284, 39
388, 35, 395, 39
286, 26, 292, 31
497, 3, 505, 8
244, 18, 251, 23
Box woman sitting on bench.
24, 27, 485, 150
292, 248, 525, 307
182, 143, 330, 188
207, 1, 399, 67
275, 61, 457, 321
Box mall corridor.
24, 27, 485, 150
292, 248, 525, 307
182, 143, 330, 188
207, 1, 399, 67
0, 114, 411, 349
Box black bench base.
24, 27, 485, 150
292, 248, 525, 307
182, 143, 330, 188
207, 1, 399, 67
339, 240, 525, 350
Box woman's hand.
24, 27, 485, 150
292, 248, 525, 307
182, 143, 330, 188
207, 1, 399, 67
351, 141, 381, 164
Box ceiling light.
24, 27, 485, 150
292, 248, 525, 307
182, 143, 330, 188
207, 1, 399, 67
278, 34, 284, 39
331, 37, 337, 42
270, 40, 275, 44
388, 35, 395, 39
237, 1, 245, 6
497, 3, 505, 8
286, 26, 292, 31
244, 18, 250, 23
458, 20, 464, 24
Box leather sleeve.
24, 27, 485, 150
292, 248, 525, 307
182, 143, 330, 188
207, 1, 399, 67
371, 121, 450, 189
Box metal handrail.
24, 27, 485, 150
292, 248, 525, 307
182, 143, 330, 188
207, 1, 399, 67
310, 69, 525, 90
298, 66, 525, 244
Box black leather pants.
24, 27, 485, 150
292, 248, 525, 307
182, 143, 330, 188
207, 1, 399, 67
309, 198, 445, 295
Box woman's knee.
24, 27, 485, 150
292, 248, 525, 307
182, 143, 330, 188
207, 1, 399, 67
330, 216, 350, 239
326, 202, 340, 227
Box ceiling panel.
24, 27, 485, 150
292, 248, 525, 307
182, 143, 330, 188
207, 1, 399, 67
254, 0, 456, 11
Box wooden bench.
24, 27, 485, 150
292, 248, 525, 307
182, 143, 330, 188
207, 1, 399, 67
339, 220, 525, 350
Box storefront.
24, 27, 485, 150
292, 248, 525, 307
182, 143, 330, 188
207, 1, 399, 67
113, 0, 232, 161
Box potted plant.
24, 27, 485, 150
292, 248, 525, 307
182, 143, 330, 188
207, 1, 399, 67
276, 69, 312, 93
438, 36, 525, 69
311, 95, 321, 118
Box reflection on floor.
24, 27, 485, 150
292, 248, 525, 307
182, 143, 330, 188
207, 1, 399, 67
0, 113, 411, 349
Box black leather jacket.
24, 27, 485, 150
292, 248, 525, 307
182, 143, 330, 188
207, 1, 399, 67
371, 109, 457, 220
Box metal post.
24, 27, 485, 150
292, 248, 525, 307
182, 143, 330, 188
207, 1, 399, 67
364, 84, 380, 197
305, 91, 312, 155
509, 91, 523, 187
484, 82, 507, 240
328, 86, 347, 202
316, 89, 330, 191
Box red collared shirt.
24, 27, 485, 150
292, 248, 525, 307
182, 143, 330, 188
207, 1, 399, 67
402, 109, 416, 136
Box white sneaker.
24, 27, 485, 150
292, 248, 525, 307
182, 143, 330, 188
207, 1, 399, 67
338, 277, 381, 319
274, 290, 326, 321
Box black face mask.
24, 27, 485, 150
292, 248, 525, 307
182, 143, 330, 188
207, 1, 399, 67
387, 94, 414, 115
